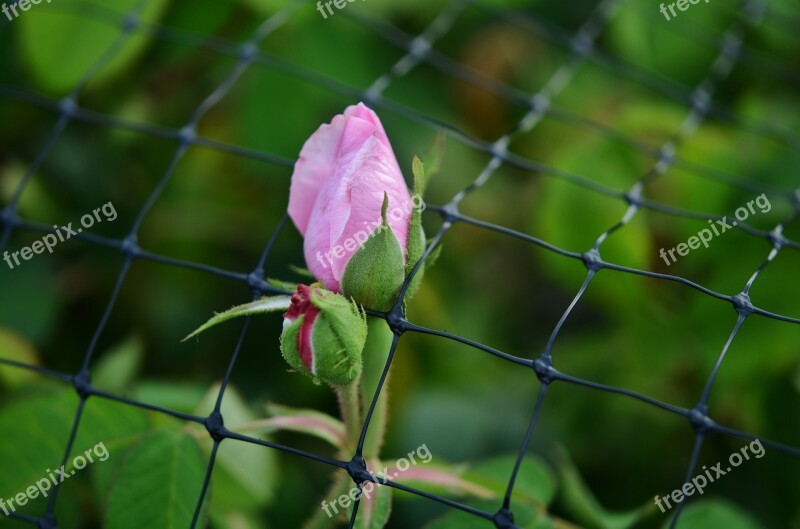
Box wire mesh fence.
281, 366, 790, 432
1, 0, 799, 527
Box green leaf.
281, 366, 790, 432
0, 385, 82, 504
341, 198, 406, 312
609, 3, 733, 86
76, 396, 152, 456
183, 296, 292, 341
0, 328, 40, 389
0, 385, 151, 513
391, 463, 494, 500
663, 500, 763, 529
466, 455, 556, 507
209, 509, 268, 529
396, 454, 553, 508
532, 133, 651, 314
19, 0, 172, 93
0, 259, 59, 344
555, 447, 647, 529
90, 435, 149, 513
424, 500, 552, 529
193, 385, 278, 511
79, 398, 153, 509
304, 474, 352, 529
132, 380, 209, 414
419, 455, 557, 529
352, 480, 392, 529
260, 403, 346, 449
91, 335, 144, 392
234, 0, 288, 16
105, 430, 209, 529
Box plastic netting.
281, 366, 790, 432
1, 0, 799, 528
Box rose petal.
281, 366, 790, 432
293, 103, 412, 292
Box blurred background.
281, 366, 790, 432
1, 0, 799, 527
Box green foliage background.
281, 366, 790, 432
0, 0, 799, 527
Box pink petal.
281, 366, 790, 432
328, 136, 413, 282
288, 114, 348, 236
293, 103, 412, 291
289, 103, 388, 236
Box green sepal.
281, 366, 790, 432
412, 156, 427, 197
341, 194, 406, 312
425, 244, 443, 269
404, 204, 426, 300
310, 291, 367, 386
280, 315, 309, 379
289, 264, 315, 279
280, 288, 367, 387
266, 277, 297, 292
183, 296, 292, 341
413, 132, 444, 196
405, 141, 444, 301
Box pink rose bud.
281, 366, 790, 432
289, 103, 417, 310
281, 284, 367, 386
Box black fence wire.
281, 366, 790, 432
0, 0, 799, 528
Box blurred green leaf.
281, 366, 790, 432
392, 462, 493, 500
466, 455, 556, 507
533, 135, 651, 309
661, 500, 763, 529
260, 402, 346, 449
554, 447, 649, 529
420, 455, 557, 529
210, 509, 269, 529
19, 0, 172, 93
303, 473, 351, 529
0, 384, 78, 503
133, 380, 209, 414
193, 385, 278, 511
0, 385, 151, 511
234, 0, 287, 16
609, 3, 732, 85
91, 334, 144, 392
106, 429, 208, 529
0, 328, 40, 388
0, 259, 59, 341
424, 499, 554, 529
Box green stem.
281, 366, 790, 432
361, 316, 395, 459
336, 381, 362, 453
